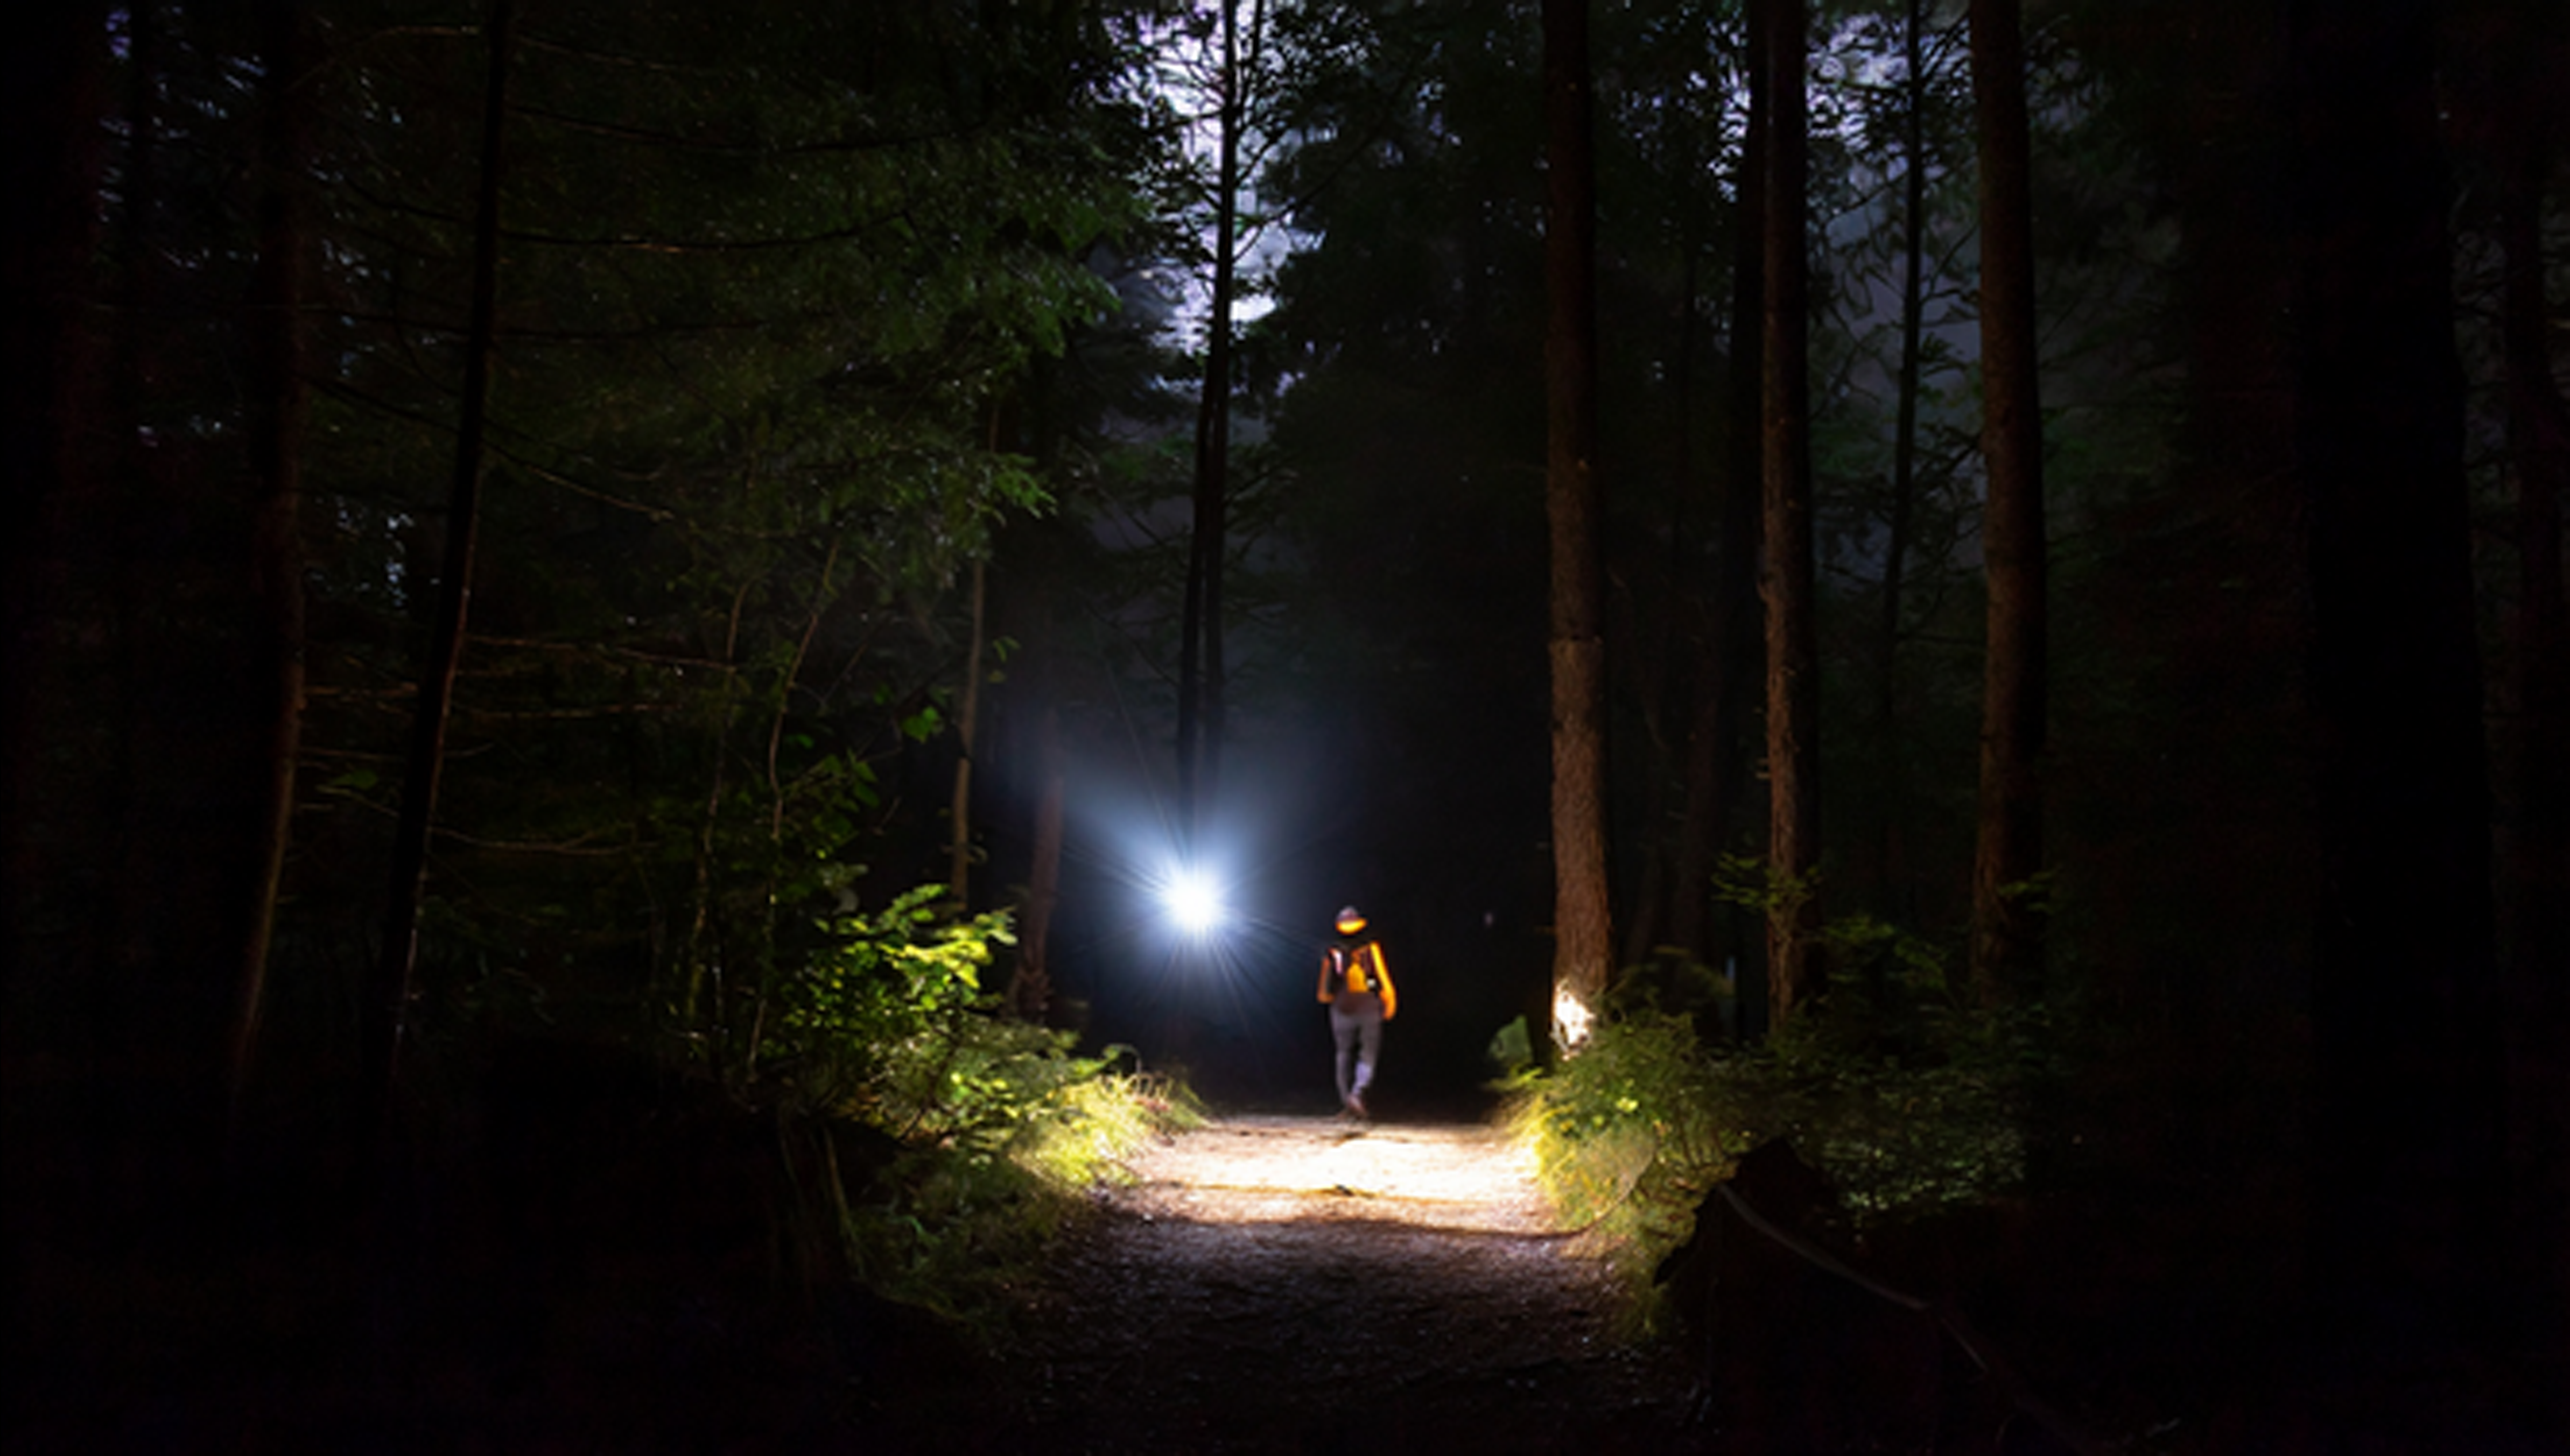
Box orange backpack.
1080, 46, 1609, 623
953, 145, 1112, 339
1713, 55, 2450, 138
1327, 942, 1379, 996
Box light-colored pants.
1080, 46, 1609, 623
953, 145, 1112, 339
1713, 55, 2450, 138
1330, 994, 1384, 1106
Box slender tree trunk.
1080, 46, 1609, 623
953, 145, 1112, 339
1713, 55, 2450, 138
1761, 0, 1821, 1028
680, 581, 749, 1031
1012, 700, 1066, 1023
949, 557, 987, 904
233, 0, 315, 1122
2489, 10, 2570, 1309
0, 11, 104, 876
1877, 0, 1929, 926
96, 3, 165, 1005
2494, 55, 2568, 1030
2291, 0, 2504, 1352
1968, 0, 2048, 1007
367, 0, 517, 1145
1179, 0, 1250, 845
1673, 2, 1769, 1013
1623, 247, 1702, 972
746, 540, 842, 1080
1543, 0, 1612, 1041
0, 0, 109, 1229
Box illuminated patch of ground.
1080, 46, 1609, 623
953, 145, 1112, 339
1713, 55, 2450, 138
965, 1114, 1696, 1452
1114, 1114, 1560, 1232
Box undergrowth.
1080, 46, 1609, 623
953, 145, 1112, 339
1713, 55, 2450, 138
837, 1062, 1201, 1340
1505, 901, 2068, 1328
755, 885, 1204, 1340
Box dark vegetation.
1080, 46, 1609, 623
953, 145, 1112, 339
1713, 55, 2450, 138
5, 0, 2565, 1449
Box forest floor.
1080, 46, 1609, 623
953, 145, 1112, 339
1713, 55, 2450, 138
14, 1086, 2566, 1452
876, 1108, 2570, 1456
883, 1109, 1702, 1453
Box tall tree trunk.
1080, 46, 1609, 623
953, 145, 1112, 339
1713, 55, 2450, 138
1621, 248, 1702, 973
96, 2, 167, 1010
1760, 0, 1821, 1029
1543, 0, 1612, 1043
1178, 0, 1251, 845
1012, 700, 1067, 1023
2488, 0, 2570, 1310
1967, 0, 2048, 1007
2137, 0, 2304, 1187
737, 540, 843, 1082
367, 0, 517, 1148
2493, 29, 2568, 1020
2291, 0, 2505, 1352
949, 557, 987, 904
679, 581, 750, 1031
0, 0, 109, 1230
1876, 0, 1930, 927
0, 11, 104, 870
233, 0, 315, 1123
94, 0, 240, 1213
1673, 1, 1771, 1017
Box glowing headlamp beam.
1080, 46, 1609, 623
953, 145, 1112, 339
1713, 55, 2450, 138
1161, 868, 1225, 937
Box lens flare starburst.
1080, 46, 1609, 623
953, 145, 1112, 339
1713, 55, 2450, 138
1160, 866, 1225, 937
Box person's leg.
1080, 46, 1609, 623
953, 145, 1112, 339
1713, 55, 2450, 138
1331, 1007, 1359, 1108
1350, 1007, 1382, 1109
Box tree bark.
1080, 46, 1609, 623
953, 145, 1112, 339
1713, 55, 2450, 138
1760, 0, 1821, 1029
368, 0, 518, 1145
1621, 246, 1702, 973
1967, 0, 2048, 1007
679, 582, 750, 1031
0, 0, 109, 1228
949, 557, 987, 904
1544, 0, 1612, 1039
1012, 701, 1067, 1023
2486, 0, 2570, 1309
1178, 0, 1251, 845
96, 3, 167, 1008
233, 0, 315, 1122
2291, 0, 2505, 1352
1876, 0, 1930, 927
2492, 24, 2568, 1038
1673, 0, 1770, 1018
0, 12, 102, 860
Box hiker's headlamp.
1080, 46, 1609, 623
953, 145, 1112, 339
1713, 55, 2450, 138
1158, 865, 1226, 937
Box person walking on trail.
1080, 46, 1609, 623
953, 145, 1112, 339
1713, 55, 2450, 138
1318, 906, 1396, 1119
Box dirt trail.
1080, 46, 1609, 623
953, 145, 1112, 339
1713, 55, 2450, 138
964, 1114, 1696, 1453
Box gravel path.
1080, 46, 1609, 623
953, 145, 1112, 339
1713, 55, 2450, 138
975, 1114, 1696, 1453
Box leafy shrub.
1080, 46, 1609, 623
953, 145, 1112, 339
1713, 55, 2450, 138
1509, 907, 2068, 1314
761, 883, 1019, 1121
1506, 1010, 1746, 1256
837, 1063, 1198, 1337
749, 884, 1198, 1338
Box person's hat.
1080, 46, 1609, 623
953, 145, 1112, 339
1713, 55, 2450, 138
1335, 906, 1367, 935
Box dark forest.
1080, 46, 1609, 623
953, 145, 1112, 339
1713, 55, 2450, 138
5, 0, 2565, 1450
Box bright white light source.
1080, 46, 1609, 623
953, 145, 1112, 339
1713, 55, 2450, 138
1162, 868, 1224, 936
1552, 987, 1596, 1055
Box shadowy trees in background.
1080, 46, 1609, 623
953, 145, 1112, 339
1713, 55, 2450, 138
1256, 0, 2562, 1431
3, 0, 2565, 1442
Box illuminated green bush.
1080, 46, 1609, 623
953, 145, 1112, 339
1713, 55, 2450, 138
1509, 906, 2067, 1315
756, 884, 1199, 1335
